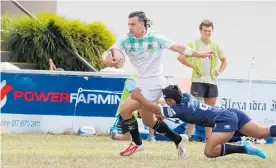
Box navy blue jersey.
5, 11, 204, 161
161, 93, 224, 127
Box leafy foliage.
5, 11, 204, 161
2, 13, 116, 71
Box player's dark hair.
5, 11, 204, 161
128, 11, 152, 30
162, 85, 183, 104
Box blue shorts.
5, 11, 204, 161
212, 109, 251, 132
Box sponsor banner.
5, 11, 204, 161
1, 71, 126, 117
1, 70, 275, 133
217, 78, 276, 127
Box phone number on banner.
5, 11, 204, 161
1, 120, 41, 128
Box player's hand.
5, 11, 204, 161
199, 51, 216, 58
215, 70, 221, 76
155, 115, 165, 120
131, 88, 143, 100
111, 58, 121, 67
102, 57, 120, 67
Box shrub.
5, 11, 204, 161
2, 13, 116, 71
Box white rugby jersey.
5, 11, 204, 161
113, 29, 174, 78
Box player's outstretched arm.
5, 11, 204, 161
169, 44, 215, 58
130, 88, 162, 116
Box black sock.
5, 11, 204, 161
220, 144, 246, 156
153, 119, 182, 145
124, 116, 142, 145
269, 125, 276, 137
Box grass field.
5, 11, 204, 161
1, 134, 275, 168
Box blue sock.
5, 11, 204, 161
269, 125, 276, 137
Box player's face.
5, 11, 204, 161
200, 26, 213, 41
165, 98, 176, 106
128, 17, 144, 37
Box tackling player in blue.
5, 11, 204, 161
130, 85, 276, 159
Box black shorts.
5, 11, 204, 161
117, 116, 129, 134
191, 82, 218, 98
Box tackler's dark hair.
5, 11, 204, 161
162, 85, 183, 104
128, 11, 152, 30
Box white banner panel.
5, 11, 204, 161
1, 114, 115, 134
217, 78, 276, 127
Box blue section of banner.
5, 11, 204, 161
1, 72, 126, 117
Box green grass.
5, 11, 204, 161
1, 134, 275, 168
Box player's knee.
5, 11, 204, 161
140, 110, 156, 128
143, 122, 151, 128
120, 99, 140, 116
204, 150, 217, 158
120, 103, 127, 115
120, 102, 132, 116
142, 119, 154, 128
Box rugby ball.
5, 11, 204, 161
78, 126, 96, 137
102, 48, 125, 68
